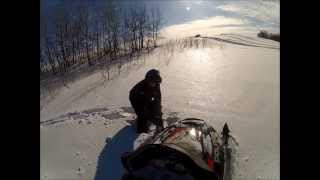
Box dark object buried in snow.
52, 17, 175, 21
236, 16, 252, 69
195, 34, 201, 38
257, 30, 280, 42
121, 118, 233, 180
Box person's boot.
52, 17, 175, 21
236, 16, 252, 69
137, 117, 148, 133
155, 120, 164, 134
136, 117, 143, 133
154, 115, 164, 133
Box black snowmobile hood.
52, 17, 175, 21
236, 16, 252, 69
122, 144, 219, 180
122, 118, 223, 180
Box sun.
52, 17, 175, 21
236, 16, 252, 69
186, 6, 191, 11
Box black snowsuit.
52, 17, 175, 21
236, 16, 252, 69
129, 79, 163, 133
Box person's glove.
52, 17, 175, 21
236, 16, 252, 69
153, 115, 164, 132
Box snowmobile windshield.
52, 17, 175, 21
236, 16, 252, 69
157, 127, 205, 167
150, 118, 220, 173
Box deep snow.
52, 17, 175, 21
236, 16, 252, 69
41, 8, 279, 179
41, 36, 279, 180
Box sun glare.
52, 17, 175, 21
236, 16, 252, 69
190, 128, 196, 136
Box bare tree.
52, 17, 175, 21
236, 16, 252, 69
101, 3, 115, 79
45, 36, 58, 74
40, 46, 45, 74
78, 5, 93, 67
40, 1, 165, 82
150, 6, 163, 48
69, 14, 81, 66
110, 4, 120, 59
137, 4, 147, 51
120, 9, 130, 55
93, 10, 102, 58
127, 7, 139, 54
53, 7, 70, 73
41, 19, 57, 75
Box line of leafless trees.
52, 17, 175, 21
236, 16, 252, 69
40, 2, 163, 79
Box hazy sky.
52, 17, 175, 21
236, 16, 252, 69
41, 0, 279, 34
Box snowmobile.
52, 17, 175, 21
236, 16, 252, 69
121, 118, 234, 180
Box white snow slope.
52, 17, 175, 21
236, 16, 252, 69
41, 23, 279, 180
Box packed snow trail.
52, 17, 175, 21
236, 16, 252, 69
41, 34, 279, 180
200, 34, 279, 50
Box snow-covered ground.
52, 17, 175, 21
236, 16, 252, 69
41, 9, 279, 180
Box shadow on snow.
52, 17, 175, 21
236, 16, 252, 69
94, 125, 138, 180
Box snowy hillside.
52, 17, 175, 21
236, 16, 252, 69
41, 31, 279, 180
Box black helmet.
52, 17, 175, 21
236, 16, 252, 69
145, 69, 162, 83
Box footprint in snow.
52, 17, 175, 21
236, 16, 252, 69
76, 167, 85, 175
104, 121, 112, 128
104, 121, 111, 125
75, 151, 87, 160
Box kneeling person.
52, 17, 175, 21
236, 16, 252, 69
129, 69, 164, 133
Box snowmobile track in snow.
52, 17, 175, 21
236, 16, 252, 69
200, 34, 279, 50
41, 106, 180, 127
41, 107, 112, 126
